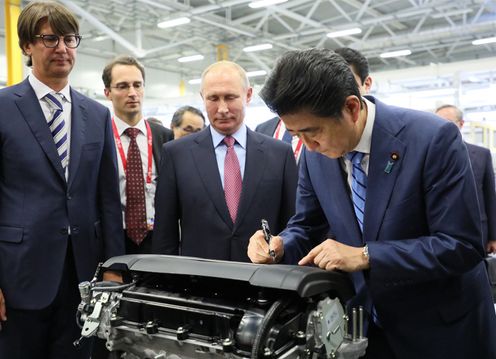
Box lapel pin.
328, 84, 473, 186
384, 152, 399, 174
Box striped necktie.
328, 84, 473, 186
346, 151, 367, 233
45, 93, 68, 170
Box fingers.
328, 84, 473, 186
0, 288, 7, 330
248, 230, 271, 263
102, 271, 123, 283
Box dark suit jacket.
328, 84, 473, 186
0, 78, 124, 310
152, 126, 297, 262
255, 117, 279, 137
281, 97, 496, 358
147, 120, 174, 172
466, 142, 496, 245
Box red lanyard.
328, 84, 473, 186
274, 120, 284, 140
111, 118, 153, 184
274, 120, 303, 162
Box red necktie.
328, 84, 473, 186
125, 128, 147, 245
223, 136, 242, 223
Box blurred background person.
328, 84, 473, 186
436, 104, 496, 254
170, 105, 205, 139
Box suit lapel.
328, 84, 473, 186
364, 100, 406, 243
67, 90, 88, 189
15, 80, 66, 183
235, 129, 265, 228
312, 153, 364, 247
191, 130, 233, 228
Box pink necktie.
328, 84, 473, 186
125, 128, 147, 245
223, 136, 242, 223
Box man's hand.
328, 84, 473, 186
487, 240, 496, 254
248, 230, 284, 264
102, 270, 123, 283
0, 288, 6, 330
298, 239, 369, 272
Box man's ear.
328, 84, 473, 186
363, 76, 373, 94
344, 95, 362, 123
104, 88, 111, 100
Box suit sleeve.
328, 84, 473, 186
152, 144, 180, 254
277, 145, 298, 232
368, 123, 485, 282
483, 148, 496, 243
280, 149, 330, 264
99, 109, 125, 259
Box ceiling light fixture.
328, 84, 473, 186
472, 37, 496, 46
243, 43, 273, 52
380, 49, 412, 58
326, 28, 362, 38
188, 78, 202, 85
178, 54, 204, 63
246, 70, 267, 78
249, 0, 288, 9
157, 17, 191, 29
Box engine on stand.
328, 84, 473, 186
76, 255, 368, 359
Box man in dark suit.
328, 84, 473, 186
0, 2, 124, 358
255, 47, 372, 164
103, 55, 173, 254
248, 48, 496, 358
152, 61, 297, 262
170, 105, 205, 139
436, 104, 496, 253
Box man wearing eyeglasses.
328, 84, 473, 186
102, 55, 173, 255
0, 2, 124, 359
170, 105, 205, 139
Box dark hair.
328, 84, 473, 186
260, 48, 361, 118
171, 106, 205, 128
102, 55, 145, 88
335, 47, 370, 85
18, 1, 79, 67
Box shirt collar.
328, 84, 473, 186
28, 74, 72, 103
113, 115, 147, 136
210, 124, 247, 149
352, 97, 375, 155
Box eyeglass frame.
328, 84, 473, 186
33, 34, 82, 49
109, 82, 145, 92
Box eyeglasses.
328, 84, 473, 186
34, 34, 82, 49
110, 82, 144, 92
179, 125, 203, 133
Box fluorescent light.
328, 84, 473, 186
188, 78, 201, 85
93, 35, 108, 42
246, 70, 267, 78
326, 28, 362, 38
472, 37, 496, 46
177, 54, 204, 63
243, 43, 273, 52
380, 49, 412, 58
157, 17, 190, 29
249, 0, 288, 9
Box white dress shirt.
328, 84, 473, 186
113, 116, 157, 230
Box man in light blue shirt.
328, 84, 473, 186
152, 61, 297, 261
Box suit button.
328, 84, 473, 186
67, 194, 72, 200
60, 228, 68, 235
72, 226, 80, 234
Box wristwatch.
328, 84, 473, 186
363, 244, 370, 262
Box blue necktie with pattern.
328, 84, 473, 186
45, 93, 68, 170
346, 151, 367, 233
